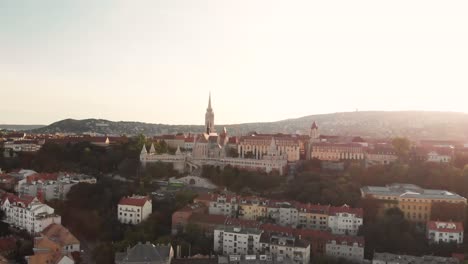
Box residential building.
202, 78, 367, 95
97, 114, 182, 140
372, 252, 459, 264
217, 254, 295, 264
171, 203, 207, 235
427, 221, 463, 244
238, 197, 269, 221
0, 193, 61, 234
327, 205, 363, 236
297, 204, 329, 231
115, 242, 173, 264
259, 233, 310, 264
17, 173, 96, 201
41, 223, 80, 253
325, 236, 364, 262
214, 226, 263, 255
118, 195, 152, 225
361, 183, 467, 223
209, 194, 239, 217
27, 234, 76, 264
267, 202, 299, 228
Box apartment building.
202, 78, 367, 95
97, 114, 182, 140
325, 236, 365, 262
214, 226, 263, 255
0, 193, 61, 234
328, 205, 363, 236
259, 233, 310, 264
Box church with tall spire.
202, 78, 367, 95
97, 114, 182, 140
205, 92, 215, 134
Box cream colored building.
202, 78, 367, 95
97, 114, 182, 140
238, 134, 304, 162
311, 142, 366, 161
361, 184, 467, 223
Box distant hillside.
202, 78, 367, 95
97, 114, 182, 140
30, 111, 468, 141
0, 124, 45, 131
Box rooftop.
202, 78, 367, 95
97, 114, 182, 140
361, 183, 467, 201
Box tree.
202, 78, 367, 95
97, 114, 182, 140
392, 137, 411, 161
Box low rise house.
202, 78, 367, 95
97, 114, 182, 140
118, 195, 152, 225
41, 223, 80, 253
115, 242, 173, 264
171, 203, 207, 235
0, 193, 61, 234
27, 235, 75, 264
427, 221, 463, 244
325, 235, 364, 262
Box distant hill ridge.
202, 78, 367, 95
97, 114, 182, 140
29, 111, 468, 141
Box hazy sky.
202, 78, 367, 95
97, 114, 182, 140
1, 0, 467, 125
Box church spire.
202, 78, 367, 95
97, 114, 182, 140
207, 92, 212, 111
205, 92, 215, 134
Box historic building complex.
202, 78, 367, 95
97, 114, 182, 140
140, 94, 289, 175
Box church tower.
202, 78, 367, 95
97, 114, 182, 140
205, 93, 215, 134
310, 121, 319, 140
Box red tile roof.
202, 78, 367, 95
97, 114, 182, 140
427, 221, 463, 233
327, 235, 365, 246
329, 205, 363, 218
1, 192, 37, 207
27, 173, 58, 183
118, 196, 150, 207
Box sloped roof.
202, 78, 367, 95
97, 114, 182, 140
119, 196, 150, 207
115, 242, 172, 262
42, 223, 80, 247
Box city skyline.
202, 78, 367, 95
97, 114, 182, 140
1, 0, 468, 125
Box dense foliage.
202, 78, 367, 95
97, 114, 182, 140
201, 165, 285, 193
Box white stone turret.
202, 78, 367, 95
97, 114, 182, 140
149, 143, 156, 154
140, 144, 148, 155
175, 146, 182, 155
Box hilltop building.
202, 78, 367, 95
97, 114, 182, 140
140, 94, 288, 175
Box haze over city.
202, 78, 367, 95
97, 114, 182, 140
1, 0, 468, 125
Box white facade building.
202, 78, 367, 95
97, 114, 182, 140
259, 233, 310, 264
327, 206, 363, 236
17, 173, 96, 201
1, 193, 61, 234
117, 195, 152, 225
209, 195, 239, 217
214, 226, 263, 255
427, 150, 452, 163
266, 202, 299, 228
326, 236, 365, 262
427, 221, 463, 244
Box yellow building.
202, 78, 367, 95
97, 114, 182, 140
238, 197, 269, 221
361, 183, 467, 223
